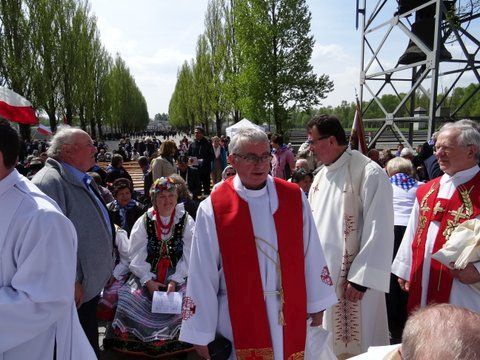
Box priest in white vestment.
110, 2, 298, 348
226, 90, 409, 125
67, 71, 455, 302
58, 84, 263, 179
392, 120, 480, 313
307, 115, 394, 358
0, 120, 95, 360
179, 127, 338, 360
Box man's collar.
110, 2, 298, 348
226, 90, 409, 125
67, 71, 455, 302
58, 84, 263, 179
325, 147, 350, 170
440, 165, 480, 185
233, 175, 279, 214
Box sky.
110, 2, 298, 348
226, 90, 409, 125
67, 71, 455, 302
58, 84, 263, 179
89, 0, 479, 118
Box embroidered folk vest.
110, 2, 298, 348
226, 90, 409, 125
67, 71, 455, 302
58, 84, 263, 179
145, 211, 187, 282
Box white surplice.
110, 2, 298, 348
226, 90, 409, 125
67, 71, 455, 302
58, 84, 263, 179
0, 169, 95, 360
179, 175, 338, 360
309, 149, 394, 355
392, 165, 480, 312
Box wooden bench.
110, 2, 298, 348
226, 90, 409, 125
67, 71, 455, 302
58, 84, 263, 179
97, 161, 144, 192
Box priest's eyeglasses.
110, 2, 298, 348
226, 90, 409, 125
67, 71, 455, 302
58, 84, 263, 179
307, 135, 330, 145
234, 153, 273, 164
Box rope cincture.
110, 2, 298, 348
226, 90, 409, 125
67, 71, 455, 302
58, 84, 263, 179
255, 236, 286, 326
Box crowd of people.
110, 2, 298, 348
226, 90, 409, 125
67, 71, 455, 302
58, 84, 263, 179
1, 116, 479, 360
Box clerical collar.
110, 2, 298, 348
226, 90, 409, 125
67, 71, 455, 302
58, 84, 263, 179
233, 174, 279, 213
440, 165, 480, 186
244, 184, 267, 197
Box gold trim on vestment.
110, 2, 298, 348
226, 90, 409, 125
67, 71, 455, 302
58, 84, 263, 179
236, 347, 274, 360
287, 350, 305, 360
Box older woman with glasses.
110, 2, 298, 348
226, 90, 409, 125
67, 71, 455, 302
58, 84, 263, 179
111, 177, 195, 357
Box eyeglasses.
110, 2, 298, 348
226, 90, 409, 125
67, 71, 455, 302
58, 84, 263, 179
234, 153, 273, 164
435, 144, 472, 154
307, 135, 330, 145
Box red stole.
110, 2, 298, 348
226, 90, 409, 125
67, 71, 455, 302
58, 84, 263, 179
408, 172, 480, 312
211, 177, 307, 360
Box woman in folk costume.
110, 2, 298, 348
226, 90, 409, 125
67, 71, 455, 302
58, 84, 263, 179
112, 177, 195, 357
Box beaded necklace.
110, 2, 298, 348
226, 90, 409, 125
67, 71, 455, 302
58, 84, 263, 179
154, 208, 176, 236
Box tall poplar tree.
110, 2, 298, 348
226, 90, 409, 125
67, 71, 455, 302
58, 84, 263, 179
234, 0, 333, 133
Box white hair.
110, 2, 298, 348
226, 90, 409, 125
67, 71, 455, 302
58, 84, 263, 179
439, 120, 480, 161
295, 158, 309, 170
46, 126, 84, 160
228, 127, 268, 154
402, 304, 480, 360
400, 147, 414, 158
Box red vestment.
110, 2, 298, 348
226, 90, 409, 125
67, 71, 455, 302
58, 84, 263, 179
408, 172, 480, 311
211, 177, 307, 360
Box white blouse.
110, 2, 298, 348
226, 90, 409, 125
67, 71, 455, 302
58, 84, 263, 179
128, 203, 195, 285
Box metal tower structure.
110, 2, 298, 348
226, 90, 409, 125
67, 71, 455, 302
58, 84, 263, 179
357, 0, 480, 148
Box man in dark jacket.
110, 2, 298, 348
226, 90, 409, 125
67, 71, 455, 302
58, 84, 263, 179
177, 155, 202, 200
187, 127, 214, 195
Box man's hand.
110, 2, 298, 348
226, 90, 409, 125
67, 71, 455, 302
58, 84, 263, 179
75, 282, 84, 308
146, 280, 166, 295
450, 263, 480, 284
309, 311, 324, 326
194, 344, 210, 359
345, 283, 365, 303
398, 278, 410, 292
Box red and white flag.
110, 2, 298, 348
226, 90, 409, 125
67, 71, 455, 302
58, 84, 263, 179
349, 98, 368, 155
0, 86, 38, 125
37, 123, 53, 136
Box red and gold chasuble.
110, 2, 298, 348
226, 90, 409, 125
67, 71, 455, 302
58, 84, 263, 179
408, 172, 480, 312
211, 177, 307, 360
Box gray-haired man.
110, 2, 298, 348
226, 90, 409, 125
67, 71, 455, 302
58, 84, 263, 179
33, 127, 114, 355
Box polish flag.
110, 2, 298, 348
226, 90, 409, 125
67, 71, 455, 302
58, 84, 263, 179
37, 123, 53, 136
0, 86, 38, 125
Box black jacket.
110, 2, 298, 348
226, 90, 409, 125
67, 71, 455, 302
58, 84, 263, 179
187, 137, 215, 172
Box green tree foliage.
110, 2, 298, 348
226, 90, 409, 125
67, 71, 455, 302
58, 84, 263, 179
0, 0, 34, 138
169, 61, 196, 131
0, 0, 148, 137
104, 55, 149, 134
192, 35, 214, 133
169, 0, 333, 136
205, 0, 228, 135
154, 113, 169, 122
222, 0, 242, 123
233, 0, 333, 133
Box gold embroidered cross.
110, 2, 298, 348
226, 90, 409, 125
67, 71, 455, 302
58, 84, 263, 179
433, 201, 445, 215
448, 205, 470, 223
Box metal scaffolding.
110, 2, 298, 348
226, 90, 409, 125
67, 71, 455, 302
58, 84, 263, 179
357, 0, 480, 148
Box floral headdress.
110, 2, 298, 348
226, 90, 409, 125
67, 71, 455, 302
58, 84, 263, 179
151, 177, 176, 195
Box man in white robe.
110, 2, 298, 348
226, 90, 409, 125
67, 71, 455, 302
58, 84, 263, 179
0, 120, 95, 359
307, 115, 394, 358
392, 120, 480, 312
179, 127, 338, 360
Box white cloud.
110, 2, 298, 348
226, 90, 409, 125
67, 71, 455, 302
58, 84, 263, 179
312, 43, 350, 63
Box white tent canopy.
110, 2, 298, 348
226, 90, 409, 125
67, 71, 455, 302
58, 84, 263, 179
225, 118, 265, 138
